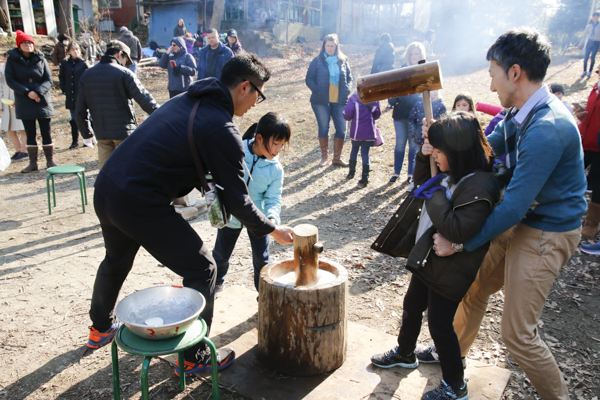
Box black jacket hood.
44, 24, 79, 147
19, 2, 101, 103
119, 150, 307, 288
187, 77, 234, 117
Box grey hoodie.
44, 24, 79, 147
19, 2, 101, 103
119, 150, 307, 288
117, 29, 142, 61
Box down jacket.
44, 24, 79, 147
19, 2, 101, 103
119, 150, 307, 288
5, 48, 55, 120
405, 152, 508, 303
75, 55, 159, 141
305, 52, 352, 105
159, 36, 197, 92
343, 92, 381, 142
227, 139, 284, 229
96, 78, 276, 237
59, 57, 89, 110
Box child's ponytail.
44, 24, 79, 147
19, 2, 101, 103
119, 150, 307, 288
242, 123, 259, 140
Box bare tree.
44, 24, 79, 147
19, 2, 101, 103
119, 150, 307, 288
210, 0, 225, 31
57, 0, 75, 38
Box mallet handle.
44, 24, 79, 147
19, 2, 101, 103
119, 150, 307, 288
422, 91, 438, 177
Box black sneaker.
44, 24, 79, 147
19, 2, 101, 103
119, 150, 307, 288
416, 344, 467, 369
371, 346, 418, 368
422, 380, 468, 400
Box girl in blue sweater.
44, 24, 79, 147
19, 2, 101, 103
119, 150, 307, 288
213, 112, 291, 294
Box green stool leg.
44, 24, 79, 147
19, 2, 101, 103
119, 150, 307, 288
46, 174, 52, 215
81, 171, 88, 204
76, 173, 86, 213
202, 337, 220, 400
178, 351, 186, 391
140, 356, 152, 400
51, 175, 56, 206
111, 340, 121, 400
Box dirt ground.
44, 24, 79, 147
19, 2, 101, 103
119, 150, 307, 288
0, 36, 599, 400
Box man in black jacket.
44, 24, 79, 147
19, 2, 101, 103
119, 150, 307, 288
86, 52, 294, 376
75, 40, 158, 170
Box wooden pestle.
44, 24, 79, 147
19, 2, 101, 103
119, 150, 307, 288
293, 224, 324, 286
357, 60, 443, 176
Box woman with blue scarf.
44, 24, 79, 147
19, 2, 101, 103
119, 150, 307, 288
305, 33, 353, 167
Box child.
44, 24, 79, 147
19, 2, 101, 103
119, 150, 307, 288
343, 91, 381, 185
0, 52, 26, 160
371, 112, 507, 400
212, 112, 291, 294
407, 90, 446, 189
451, 93, 476, 116
549, 84, 573, 115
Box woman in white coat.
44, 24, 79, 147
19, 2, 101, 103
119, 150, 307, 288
0, 52, 26, 160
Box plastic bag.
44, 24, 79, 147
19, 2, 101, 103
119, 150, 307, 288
0, 137, 11, 171
204, 177, 231, 229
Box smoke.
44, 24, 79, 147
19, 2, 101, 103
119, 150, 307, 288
428, 0, 549, 76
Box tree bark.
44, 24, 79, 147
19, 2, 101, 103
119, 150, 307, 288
209, 0, 225, 31
57, 0, 75, 38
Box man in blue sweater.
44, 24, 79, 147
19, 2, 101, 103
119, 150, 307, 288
426, 28, 586, 399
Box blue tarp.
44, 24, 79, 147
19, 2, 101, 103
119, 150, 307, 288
149, 3, 199, 48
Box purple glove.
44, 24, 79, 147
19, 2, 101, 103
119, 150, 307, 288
411, 174, 446, 199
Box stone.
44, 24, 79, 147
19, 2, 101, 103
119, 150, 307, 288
174, 206, 198, 221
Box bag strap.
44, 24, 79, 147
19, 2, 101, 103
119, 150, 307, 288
187, 99, 210, 194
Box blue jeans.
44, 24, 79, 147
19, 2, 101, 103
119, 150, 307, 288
584, 40, 600, 73
350, 142, 370, 165
213, 226, 271, 291
394, 119, 418, 176
311, 103, 346, 139
128, 60, 138, 75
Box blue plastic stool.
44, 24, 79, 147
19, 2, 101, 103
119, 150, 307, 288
46, 165, 87, 215
111, 318, 219, 400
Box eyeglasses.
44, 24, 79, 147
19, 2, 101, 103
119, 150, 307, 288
248, 81, 266, 104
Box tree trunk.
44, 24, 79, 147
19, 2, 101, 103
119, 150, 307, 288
209, 0, 225, 31
57, 0, 75, 38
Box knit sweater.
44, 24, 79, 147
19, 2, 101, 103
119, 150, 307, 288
465, 88, 587, 251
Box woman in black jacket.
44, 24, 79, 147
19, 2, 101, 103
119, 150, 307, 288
5, 31, 57, 173
60, 42, 89, 149
387, 41, 426, 184
305, 33, 352, 167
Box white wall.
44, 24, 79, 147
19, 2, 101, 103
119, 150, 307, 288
72, 0, 94, 21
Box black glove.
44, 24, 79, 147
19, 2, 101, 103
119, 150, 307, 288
173, 64, 181, 76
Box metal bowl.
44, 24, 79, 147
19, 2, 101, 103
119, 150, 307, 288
115, 286, 205, 340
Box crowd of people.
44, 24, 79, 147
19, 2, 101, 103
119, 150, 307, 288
0, 19, 597, 400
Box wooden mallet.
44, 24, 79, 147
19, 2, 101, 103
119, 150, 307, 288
356, 60, 443, 176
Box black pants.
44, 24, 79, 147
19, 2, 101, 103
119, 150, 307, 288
585, 150, 600, 204
90, 185, 216, 361
169, 90, 186, 99
22, 118, 52, 146
397, 274, 463, 390
585, 40, 600, 73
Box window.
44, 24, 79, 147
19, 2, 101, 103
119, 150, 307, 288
98, 0, 121, 9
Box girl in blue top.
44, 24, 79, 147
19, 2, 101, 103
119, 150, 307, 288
213, 112, 291, 294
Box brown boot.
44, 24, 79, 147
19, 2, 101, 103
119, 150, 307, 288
332, 137, 348, 167
318, 137, 329, 167
43, 144, 57, 168
21, 147, 38, 173
582, 202, 600, 238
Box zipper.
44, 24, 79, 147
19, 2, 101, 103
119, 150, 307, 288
452, 198, 492, 212
378, 196, 420, 248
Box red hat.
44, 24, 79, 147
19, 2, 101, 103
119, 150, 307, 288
15, 30, 34, 48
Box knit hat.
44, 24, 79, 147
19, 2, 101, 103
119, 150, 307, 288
15, 30, 34, 48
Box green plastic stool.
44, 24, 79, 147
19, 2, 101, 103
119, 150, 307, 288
46, 165, 87, 215
111, 318, 219, 400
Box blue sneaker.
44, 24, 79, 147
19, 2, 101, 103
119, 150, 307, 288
175, 347, 235, 376
422, 380, 469, 400
87, 323, 121, 349
371, 346, 419, 368
580, 243, 600, 255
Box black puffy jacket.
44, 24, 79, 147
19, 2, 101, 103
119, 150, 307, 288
59, 57, 89, 110
305, 52, 352, 105
371, 42, 395, 74
75, 55, 159, 141
5, 48, 55, 120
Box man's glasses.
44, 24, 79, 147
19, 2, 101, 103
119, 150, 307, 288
248, 81, 266, 104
